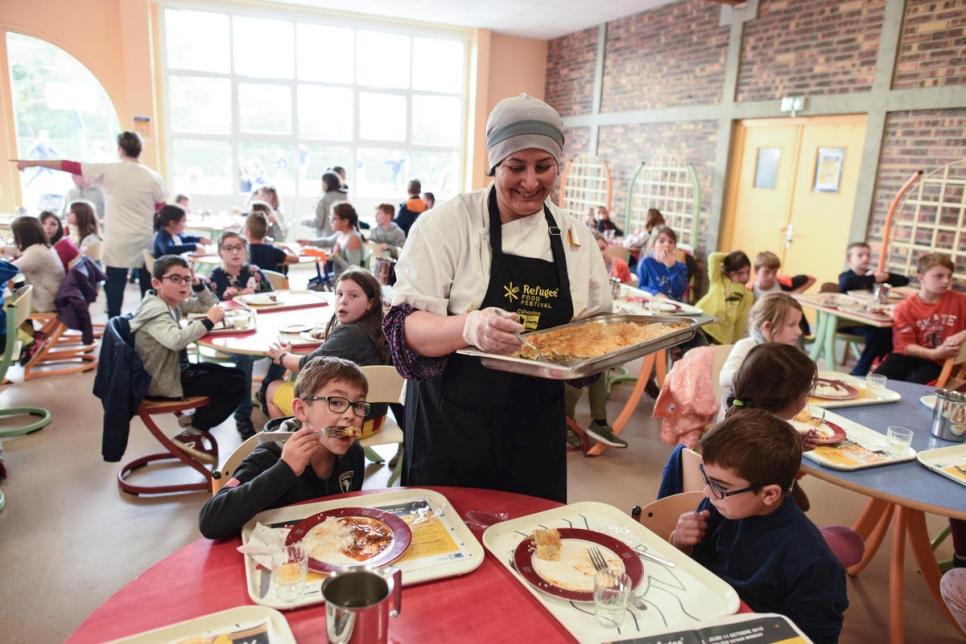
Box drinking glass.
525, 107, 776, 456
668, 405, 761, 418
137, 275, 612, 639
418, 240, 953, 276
272, 544, 308, 602
593, 568, 630, 627
886, 426, 914, 458
866, 373, 887, 395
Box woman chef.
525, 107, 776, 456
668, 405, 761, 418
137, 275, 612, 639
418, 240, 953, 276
382, 94, 611, 502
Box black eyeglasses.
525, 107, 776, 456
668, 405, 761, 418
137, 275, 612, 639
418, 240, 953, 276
302, 396, 371, 417
161, 274, 192, 284
221, 245, 246, 252
699, 464, 765, 500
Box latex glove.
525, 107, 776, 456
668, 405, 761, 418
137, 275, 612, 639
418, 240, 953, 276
462, 307, 523, 354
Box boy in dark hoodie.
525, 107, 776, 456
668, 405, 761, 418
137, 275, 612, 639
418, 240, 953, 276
198, 356, 366, 539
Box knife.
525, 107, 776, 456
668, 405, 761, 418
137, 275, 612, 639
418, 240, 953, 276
259, 566, 272, 599
636, 549, 676, 568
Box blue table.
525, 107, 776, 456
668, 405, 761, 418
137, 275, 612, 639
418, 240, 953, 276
803, 379, 966, 643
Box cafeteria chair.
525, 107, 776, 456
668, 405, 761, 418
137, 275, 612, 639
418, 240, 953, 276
96, 316, 217, 496
262, 269, 289, 290
142, 249, 155, 273
23, 313, 98, 380
0, 286, 52, 436
210, 433, 261, 494
635, 491, 705, 540
933, 343, 966, 389
358, 365, 405, 486
22, 255, 104, 380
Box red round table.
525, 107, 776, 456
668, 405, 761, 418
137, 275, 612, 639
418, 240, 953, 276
67, 486, 574, 643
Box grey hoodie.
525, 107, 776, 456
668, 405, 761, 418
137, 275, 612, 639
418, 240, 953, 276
129, 287, 218, 398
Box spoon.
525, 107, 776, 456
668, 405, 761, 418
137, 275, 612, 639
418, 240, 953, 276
516, 332, 551, 363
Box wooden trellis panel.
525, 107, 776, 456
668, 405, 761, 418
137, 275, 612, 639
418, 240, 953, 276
884, 160, 966, 283
625, 156, 701, 249
559, 154, 612, 222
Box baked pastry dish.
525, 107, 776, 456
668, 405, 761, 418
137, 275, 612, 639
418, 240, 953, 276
532, 527, 562, 561
513, 320, 686, 362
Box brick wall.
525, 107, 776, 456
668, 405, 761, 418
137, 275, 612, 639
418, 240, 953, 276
596, 120, 719, 253
736, 0, 885, 102
545, 27, 598, 117
894, 0, 966, 89
872, 108, 966, 246
542, 0, 966, 264
600, 1, 728, 112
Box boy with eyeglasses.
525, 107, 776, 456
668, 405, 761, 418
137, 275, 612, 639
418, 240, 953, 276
671, 409, 847, 644
130, 255, 247, 464
198, 357, 366, 539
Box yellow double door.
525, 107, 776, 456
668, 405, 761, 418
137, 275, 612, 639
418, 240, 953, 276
722, 115, 867, 290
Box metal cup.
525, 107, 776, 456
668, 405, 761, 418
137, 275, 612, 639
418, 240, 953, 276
321, 565, 401, 644
930, 389, 966, 442
609, 277, 622, 300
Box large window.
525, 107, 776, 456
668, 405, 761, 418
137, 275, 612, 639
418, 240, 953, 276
6, 32, 119, 215
160, 7, 468, 233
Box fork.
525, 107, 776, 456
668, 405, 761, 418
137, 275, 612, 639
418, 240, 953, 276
588, 547, 647, 611
258, 426, 360, 442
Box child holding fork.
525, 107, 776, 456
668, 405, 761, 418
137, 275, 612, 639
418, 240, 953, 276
198, 356, 366, 539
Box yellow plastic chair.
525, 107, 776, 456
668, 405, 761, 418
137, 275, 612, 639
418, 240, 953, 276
210, 433, 261, 494
358, 365, 405, 486
261, 269, 289, 290
635, 491, 705, 541
0, 286, 52, 436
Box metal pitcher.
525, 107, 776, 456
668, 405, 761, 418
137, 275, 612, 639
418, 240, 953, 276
873, 282, 891, 305
321, 565, 401, 644
930, 388, 966, 442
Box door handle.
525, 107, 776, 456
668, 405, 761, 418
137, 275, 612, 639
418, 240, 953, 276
784, 222, 795, 248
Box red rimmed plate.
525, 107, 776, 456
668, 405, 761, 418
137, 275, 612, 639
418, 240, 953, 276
790, 417, 848, 445
285, 507, 412, 574
513, 528, 644, 602
811, 378, 860, 400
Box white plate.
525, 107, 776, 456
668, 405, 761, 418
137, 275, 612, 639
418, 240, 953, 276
921, 395, 938, 411
279, 323, 312, 333
105, 605, 295, 643
242, 293, 280, 306
300, 329, 327, 343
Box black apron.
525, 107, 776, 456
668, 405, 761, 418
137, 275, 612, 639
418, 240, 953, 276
403, 191, 574, 502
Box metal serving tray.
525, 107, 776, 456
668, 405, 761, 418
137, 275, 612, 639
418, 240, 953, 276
457, 313, 714, 380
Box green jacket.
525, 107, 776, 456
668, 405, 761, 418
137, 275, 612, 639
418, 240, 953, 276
696, 252, 754, 345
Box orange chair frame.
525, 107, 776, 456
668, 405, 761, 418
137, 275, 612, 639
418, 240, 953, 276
118, 396, 217, 495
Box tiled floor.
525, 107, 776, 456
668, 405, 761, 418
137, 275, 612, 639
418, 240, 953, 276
0, 272, 961, 642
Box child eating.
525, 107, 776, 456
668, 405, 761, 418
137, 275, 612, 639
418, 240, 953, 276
207, 231, 276, 439
637, 225, 687, 300
697, 250, 754, 344
875, 252, 966, 384
198, 356, 367, 539
152, 203, 212, 258
244, 211, 299, 274
837, 241, 909, 375
671, 409, 848, 643
130, 255, 247, 464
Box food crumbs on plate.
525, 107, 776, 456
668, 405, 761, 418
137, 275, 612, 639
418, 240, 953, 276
532, 528, 561, 561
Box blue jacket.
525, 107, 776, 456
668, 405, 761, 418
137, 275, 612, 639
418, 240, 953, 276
94, 315, 152, 462
0, 260, 20, 338
638, 256, 688, 300
154, 229, 204, 257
